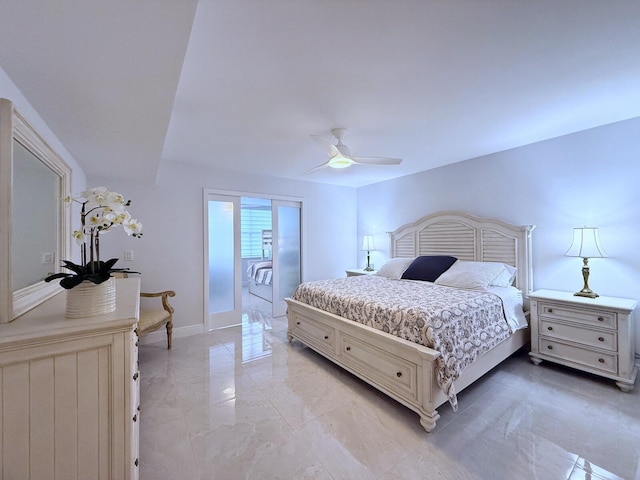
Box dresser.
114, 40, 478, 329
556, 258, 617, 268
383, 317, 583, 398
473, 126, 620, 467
0, 278, 141, 480
529, 289, 637, 391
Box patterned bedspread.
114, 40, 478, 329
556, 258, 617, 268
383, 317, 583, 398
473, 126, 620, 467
291, 275, 513, 409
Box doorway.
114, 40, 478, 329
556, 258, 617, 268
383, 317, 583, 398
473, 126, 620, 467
204, 189, 302, 330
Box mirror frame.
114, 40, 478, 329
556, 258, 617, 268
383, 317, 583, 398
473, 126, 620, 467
0, 98, 72, 323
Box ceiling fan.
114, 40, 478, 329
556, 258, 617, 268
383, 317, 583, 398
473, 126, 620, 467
304, 128, 402, 175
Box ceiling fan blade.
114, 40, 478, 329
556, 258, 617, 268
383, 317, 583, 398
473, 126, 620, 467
307, 129, 402, 175
302, 161, 330, 176
351, 156, 403, 166
310, 135, 341, 158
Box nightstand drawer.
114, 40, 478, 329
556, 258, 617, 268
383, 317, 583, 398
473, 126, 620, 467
540, 319, 617, 351
538, 302, 616, 330
539, 338, 617, 374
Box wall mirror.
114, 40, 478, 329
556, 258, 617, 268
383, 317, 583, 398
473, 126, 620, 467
0, 98, 71, 323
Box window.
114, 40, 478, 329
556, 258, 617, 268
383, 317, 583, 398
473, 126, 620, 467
241, 198, 272, 258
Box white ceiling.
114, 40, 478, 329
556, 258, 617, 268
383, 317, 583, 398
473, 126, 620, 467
1, 1, 639, 188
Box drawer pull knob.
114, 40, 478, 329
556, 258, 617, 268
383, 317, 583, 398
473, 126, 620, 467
296, 321, 300, 325
598, 316, 604, 322
133, 372, 139, 381
598, 358, 605, 363
135, 458, 139, 467
346, 346, 351, 351
133, 414, 137, 422
324, 335, 329, 340
547, 345, 553, 350
547, 326, 553, 331
598, 337, 605, 342
396, 371, 402, 378
547, 308, 553, 313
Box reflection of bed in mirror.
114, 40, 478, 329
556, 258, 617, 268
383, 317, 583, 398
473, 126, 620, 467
247, 229, 273, 303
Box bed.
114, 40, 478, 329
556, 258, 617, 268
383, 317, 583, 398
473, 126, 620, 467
247, 229, 273, 302
286, 211, 535, 432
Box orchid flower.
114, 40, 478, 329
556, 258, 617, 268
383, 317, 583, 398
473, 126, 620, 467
45, 187, 143, 288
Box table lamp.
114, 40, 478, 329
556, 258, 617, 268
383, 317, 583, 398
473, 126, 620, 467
564, 226, 607, 298
362, 235, 376, 271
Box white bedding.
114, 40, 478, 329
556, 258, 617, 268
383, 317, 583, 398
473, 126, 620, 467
487, 285, 527, 331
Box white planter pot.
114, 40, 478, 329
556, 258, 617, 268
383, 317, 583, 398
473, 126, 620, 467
65, 277, 116, 318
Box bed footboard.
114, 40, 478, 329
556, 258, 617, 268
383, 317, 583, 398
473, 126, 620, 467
249, 279, 273, 302
285, 297, 529, 432
286, 297, 447, 431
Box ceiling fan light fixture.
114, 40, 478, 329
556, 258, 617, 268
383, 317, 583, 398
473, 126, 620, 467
327, 155, 354, 169
304, 127, 402, 176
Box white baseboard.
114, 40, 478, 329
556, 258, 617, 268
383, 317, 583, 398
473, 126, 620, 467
139, 323, 205, 346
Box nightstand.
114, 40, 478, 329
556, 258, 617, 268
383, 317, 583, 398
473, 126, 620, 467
529, 289, 637, 391
345, 268, 377, 277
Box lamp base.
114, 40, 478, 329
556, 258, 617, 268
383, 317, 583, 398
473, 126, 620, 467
364, 251, 373, 271
574, 289, 599, 299
574, 258, 599, 298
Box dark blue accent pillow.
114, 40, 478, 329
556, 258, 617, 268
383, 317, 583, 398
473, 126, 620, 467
401, 255, 458, 282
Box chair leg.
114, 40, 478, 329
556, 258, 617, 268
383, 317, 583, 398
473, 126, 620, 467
166, 319, 173, 349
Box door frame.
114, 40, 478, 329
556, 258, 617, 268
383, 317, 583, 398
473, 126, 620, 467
203, 188, 304, 329
204, 193, 242, 330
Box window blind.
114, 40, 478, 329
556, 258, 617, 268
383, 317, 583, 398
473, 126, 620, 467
241, 207, 272, 258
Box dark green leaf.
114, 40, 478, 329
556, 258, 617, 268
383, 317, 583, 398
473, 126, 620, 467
44, 272, 72, 283
60, 275, 85, 289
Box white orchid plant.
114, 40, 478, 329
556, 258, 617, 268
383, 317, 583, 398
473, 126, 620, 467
45, 187, 143, 289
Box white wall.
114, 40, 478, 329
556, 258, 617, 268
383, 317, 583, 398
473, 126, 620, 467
91, 160, 357, 333
357, 116, 640, 354
0, 67, 86, 192
1, 66, 87, 288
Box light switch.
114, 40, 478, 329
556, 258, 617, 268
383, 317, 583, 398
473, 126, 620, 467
42, 252, 54, 264
124, 250, 134, 261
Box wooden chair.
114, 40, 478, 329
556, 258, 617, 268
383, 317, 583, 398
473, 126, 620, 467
113, 273, 175, 349
137, 290, 175, 349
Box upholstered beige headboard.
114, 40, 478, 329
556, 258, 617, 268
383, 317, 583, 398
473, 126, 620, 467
389, 211, 535, 295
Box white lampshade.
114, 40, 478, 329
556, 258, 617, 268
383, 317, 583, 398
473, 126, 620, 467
564, 227, 607, 258
361, 235, 375, 251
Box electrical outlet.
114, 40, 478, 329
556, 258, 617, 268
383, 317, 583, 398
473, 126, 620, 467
42, 252, 54, 264
124, 250, 134, 261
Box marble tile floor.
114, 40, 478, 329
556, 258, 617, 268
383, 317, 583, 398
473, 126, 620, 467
139, 295, 640, 480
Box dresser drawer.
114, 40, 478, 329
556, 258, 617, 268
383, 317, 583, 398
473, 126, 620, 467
538, 302, 616, 330
339, 332, 418, 402
540, 319, 617, 351
539, 338, 617, 374
290, 316, 335, 355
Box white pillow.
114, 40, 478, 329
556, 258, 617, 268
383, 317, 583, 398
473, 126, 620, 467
434, 260, 506, 290
375, 257, 416, 279
491, 263, 517, 287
